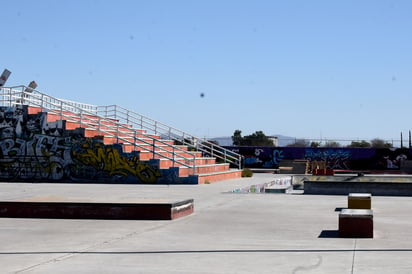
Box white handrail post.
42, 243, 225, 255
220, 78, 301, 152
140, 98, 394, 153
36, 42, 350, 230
19, 90, 24, 105
116, 122, 119, 143
97, 116, 101, 135
79, 109, 83, 127
133, 130, 137, 151
126, 109, 130, 125
193, 156, 196, 176
8, 88, 12, 106
172, 146, 176, 167
60, 100, 63, 121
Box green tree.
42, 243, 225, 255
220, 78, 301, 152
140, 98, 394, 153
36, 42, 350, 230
371, 138, 393, 148
323, 141, 341, 147
310, 141, 321, 148
232, 130, 243, 146
347, 140, 371, 148
231, 130, 274, 146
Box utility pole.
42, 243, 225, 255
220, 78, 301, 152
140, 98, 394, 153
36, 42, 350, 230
401, 132, 403, 148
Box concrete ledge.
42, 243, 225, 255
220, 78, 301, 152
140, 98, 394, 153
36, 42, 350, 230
339, 209, 373, 238
0, 199, 194, 220
304, 181, 412, 196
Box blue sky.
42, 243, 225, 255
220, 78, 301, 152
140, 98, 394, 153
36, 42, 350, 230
2, 0, 412, 144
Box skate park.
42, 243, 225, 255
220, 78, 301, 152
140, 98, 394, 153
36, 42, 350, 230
2, 171, 412, 273
1, 81, 412, 273
3, 0, 412, 272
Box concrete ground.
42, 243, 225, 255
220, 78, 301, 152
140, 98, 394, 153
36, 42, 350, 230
1, 173, 412, 273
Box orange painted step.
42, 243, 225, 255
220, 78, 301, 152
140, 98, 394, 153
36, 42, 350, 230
28, 106, 42, 114
157, 158, 217, 169
197, 170, 243, 184
138, 150, 202, 160
177, 164, 230, 177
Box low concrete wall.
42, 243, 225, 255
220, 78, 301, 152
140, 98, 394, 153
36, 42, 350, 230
304, 181, 412, 196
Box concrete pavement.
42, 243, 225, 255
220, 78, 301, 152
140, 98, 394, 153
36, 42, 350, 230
1, 173, 412, 273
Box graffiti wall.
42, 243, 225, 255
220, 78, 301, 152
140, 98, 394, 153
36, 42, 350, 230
224, 146, 412, 171
0, 106, 180, 184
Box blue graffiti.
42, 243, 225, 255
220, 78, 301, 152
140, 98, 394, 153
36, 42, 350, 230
305, 149, 351, 170
245, 157, 262, 165
272, 149, 284, 165
261, 149, 284, 168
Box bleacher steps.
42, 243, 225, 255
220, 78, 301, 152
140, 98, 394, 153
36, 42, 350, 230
27, 106, 242, 184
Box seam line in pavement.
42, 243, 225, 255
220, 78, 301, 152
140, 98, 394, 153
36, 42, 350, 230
351, 239, 357, 274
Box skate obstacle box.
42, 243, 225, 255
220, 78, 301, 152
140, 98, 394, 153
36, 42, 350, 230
348, 193, 372, 209
339, 208, 373, 238
338, 193, 373, 238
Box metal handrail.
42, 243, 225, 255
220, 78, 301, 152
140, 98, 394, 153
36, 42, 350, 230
0, 86, 197, 174
96, 105, 243, 169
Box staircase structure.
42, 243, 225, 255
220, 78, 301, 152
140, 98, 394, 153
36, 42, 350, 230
0, 85, 243, 184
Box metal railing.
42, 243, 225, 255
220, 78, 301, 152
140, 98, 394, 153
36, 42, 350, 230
0, 85, 243, 174
96, 105, 243, 169
0, 86, 197, 174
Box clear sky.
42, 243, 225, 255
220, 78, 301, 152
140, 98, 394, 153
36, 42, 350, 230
2, 0, 412, 144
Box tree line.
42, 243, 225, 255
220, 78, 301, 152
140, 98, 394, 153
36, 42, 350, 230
231, 130, 393, 148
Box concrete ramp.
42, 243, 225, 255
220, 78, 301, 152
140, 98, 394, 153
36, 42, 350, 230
0, 198, 194, 220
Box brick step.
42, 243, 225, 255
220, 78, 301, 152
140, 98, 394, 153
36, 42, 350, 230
109, 131, 159, 139
46, 113, 102, 124
63, 121, 120, 131
65, 126, 158, 143
28, 106, 43, 114
94, 133, 161, 144
27, 106, 241, 184
138, 150, 202, 160
119, 138, 174, 146
196, 169, 243, 184
157, 157, 217, 169
47, 114, 146, 135
177, 163, 230, 177
121, 143, 187, 153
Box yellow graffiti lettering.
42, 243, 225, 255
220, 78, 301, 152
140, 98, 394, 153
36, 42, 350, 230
73, 143, 161, 183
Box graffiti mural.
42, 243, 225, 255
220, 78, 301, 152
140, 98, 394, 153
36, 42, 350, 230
0, 106, 164, 183
71, 141, 161, 183
304, 149, 351, 170
225, 146, 412, 171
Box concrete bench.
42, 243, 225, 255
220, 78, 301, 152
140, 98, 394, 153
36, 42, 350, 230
339, 208, 373, 238
348, 193, 372, 209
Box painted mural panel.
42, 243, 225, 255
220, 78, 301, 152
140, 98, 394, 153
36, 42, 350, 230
224, 146, 412, 171
0, 106, 169, 183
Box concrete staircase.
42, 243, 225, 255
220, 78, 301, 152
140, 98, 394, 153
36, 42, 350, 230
28, 106, 242, 184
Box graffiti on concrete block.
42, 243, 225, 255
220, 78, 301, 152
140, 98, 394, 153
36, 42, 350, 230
71, 140, 161, 183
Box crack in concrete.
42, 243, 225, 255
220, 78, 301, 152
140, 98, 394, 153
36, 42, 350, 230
351, 239, 357, 274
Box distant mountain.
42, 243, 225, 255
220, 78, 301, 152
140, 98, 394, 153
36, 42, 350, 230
210, 134, 296, 147
209, 137, 233, 146
275, 134, 297, 146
